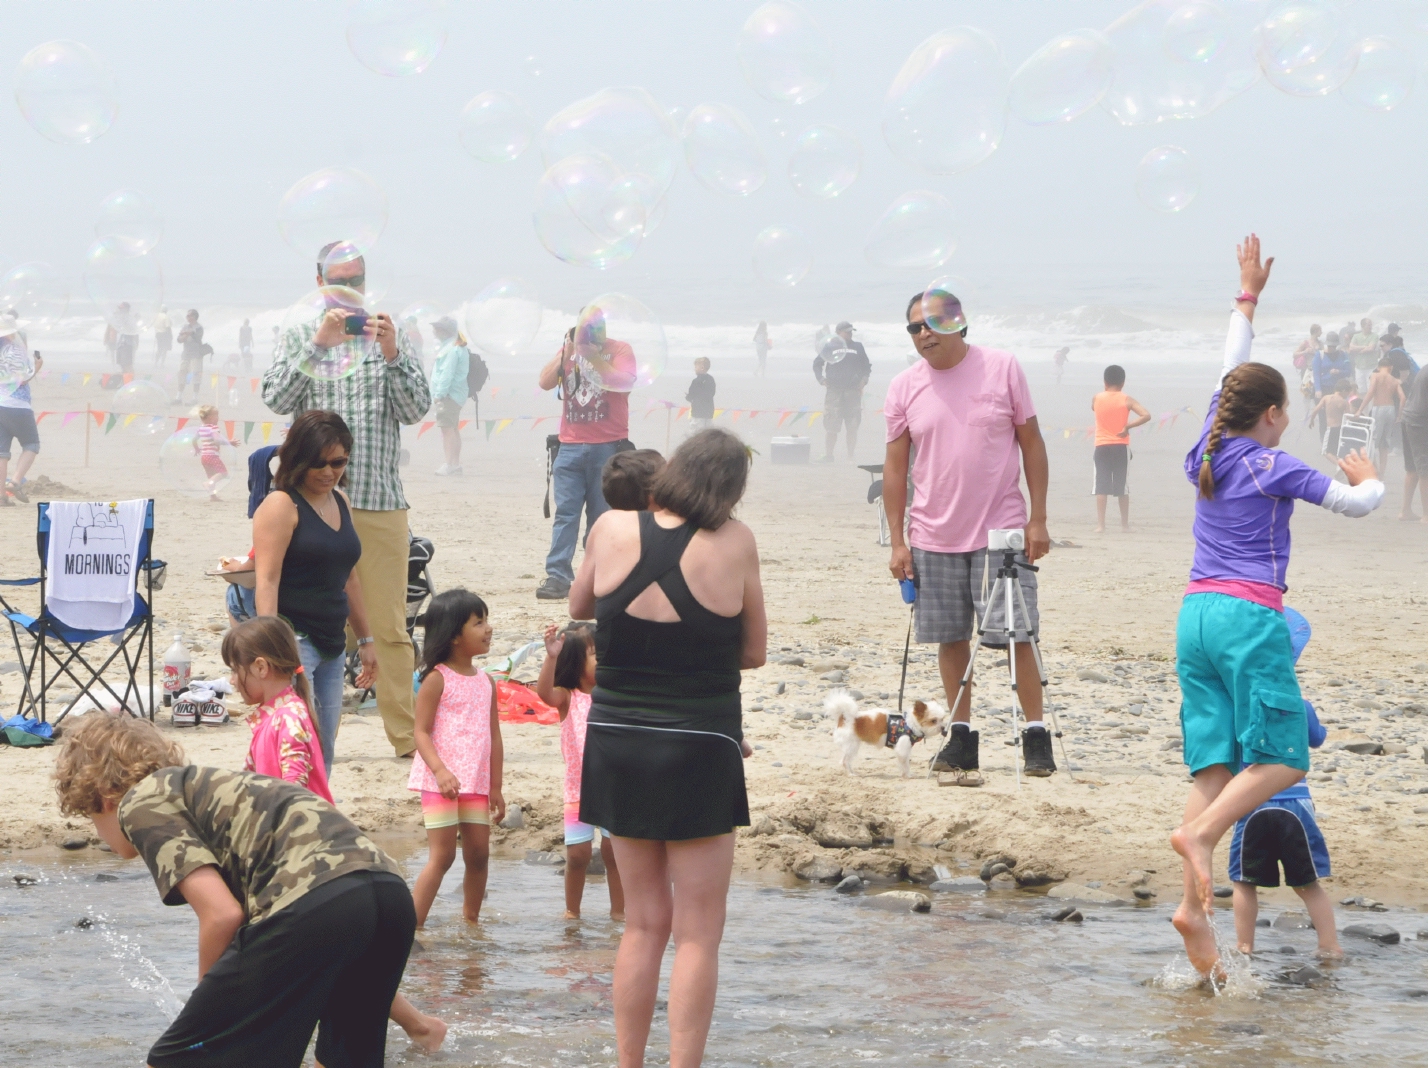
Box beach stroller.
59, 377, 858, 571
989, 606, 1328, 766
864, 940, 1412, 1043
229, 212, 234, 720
345, 532, 436, 700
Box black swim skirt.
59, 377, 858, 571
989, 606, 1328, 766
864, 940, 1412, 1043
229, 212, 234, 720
581, 701, 749, 841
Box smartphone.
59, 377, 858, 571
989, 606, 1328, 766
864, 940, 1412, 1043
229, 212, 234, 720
344, 313, 370, 336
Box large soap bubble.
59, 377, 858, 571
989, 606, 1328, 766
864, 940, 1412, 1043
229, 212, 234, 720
458, 90, 534, 163
1009, 30, 1115, 124
753, 226, 812, 287
1256, 0, 1358, 96
464, 278, 542, 358
95, 190, 164, 255
14, 40, 118, 145
735, 1, 833, 104
1164, 2, 1231, 62
278, 168, 389, 261
572, 294, 666, 393
112, 380, 171, 435
615, 172, 669, 237
883, 28, 1008, 175
278, 286, 377, 380
787, 125, 861, 199
542, 88, 681, 205
1101, 0, 1260, 125
1339, 36, 1414, 111
0, 262, 70, 329
920, 278, 973, 335
83, 240, 164, 331
160, 426, 239, 500
682, 105, 767, 196
1136, 146, 1199, 212
533, 154, 647, 270
865, 191, 957, 271
346, 0, 447, 77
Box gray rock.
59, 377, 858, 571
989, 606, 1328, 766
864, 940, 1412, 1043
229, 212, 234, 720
1076, 668, 1111, 683
930, 877, 986, 893
810, 660, 850, 673
1256, 918, 1271, 928
61, 837, 89, 850
771, 761, 783, 767
750, 815, 776, 836
847, 689, 865, 701
524, 850, 564, 866
864, 890, 931, 913
775, 682, 786, 695
498, 804, 525, 830
1285, 964, 1326, 985
1345, 741, 1385, 755
1212, 885, 1233, 898
834, 875, 864, 894
820, 670, 848, 684
1046, 882, 1127, 904
988, 872, 1018, 891
13, 874, 37, 887
1278, 945, 1298, 954
987, 862, 1010, 877
1272, 911, 1313, 930
94, 872, 119, 882
794, 855, 843, 883
1343, 923, 1400, 945
793, 711, 813, 721
978, 854, 1017, 881
1132, 886, 1156, 901
778, 656, 805, 667
1050, 905, 1084, 923
1218, 1023, 1263, 1035
749, 704, 764, 712
74, 916, 94, 929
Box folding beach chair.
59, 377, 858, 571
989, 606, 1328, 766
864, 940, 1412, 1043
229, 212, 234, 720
0, 499, 162, 724
1337, 413, 1373, 460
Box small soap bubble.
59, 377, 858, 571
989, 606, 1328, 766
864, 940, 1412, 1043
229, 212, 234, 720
463, 278, 542, 358
1135, 146, 1199, 213
920, 278, 970, 335
1164, 2, 1231, 62
883, 28, 1008, 175
112, 380, 170, 435
1339, 36, 1414, 111
533, 154, 647, 270
1009, 30, 1115, 125
752, 226, 812, 287
278, 168, 389, 261
95, 190, 164, 255
83, 240, 164, 331
459, 90, 534, 163
542, 88, 681, 205
1256, 0, 1341, 74
346, 0, 447, 77
864, 191, 957, 271
787, 125, 861, 199
572, 293, 666, 392
736, 1, 833, 105
160, 427, 239, 499
14, 40, 118, 145
278, 286, 377, 380
0, 262, 70, 329
524, 55, 542, 77
682, 104, 767, 196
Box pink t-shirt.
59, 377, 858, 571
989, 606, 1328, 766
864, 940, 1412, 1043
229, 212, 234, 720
884, 347, 1037, 554
560, 689, 592, 806
559, 339, 635, 444
408, 664, 493, 796
245, 686, 333, 803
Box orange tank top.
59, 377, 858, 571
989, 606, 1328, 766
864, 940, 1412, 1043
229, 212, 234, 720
1093, 391, 1131, 446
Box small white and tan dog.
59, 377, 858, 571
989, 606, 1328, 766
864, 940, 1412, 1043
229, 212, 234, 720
828, 690, 951, 778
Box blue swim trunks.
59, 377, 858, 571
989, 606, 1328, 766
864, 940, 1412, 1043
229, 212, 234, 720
1176, 592, 1311, 774
1228, 797, 1330, 887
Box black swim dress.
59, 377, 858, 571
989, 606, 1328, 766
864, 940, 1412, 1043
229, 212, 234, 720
580, 511, 749, 840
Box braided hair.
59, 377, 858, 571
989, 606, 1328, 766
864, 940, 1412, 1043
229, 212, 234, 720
1197, 362, 1287, 499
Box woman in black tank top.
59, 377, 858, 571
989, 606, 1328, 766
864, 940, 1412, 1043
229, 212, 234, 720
570, 429, 767, 1068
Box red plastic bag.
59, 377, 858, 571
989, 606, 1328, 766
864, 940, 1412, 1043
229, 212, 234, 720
495, 679, 559, 725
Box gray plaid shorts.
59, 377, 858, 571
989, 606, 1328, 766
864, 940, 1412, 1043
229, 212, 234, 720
911, 547, 1039, 647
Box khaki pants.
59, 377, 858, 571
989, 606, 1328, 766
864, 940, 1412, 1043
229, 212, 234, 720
350, 508, 416, 755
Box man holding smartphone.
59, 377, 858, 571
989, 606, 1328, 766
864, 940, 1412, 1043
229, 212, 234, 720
262, 241, 432, 760
883, 287, 1052, 786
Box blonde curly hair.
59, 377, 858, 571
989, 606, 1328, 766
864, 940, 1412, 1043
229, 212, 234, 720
53, 713, 186, 816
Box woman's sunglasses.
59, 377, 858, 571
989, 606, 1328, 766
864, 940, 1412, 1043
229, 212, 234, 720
311, 457, 350, 470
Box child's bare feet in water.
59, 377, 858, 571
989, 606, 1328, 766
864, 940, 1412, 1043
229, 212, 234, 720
564, 909, 580, 921
404, 1012, 448, 1054
1170, 825, 1214, 914
1172, 897, 1223, 978
610, 910, 625, 922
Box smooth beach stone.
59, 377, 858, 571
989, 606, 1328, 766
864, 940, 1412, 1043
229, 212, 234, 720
930, 877, 985, 892
834, 875, 864, 894
864, 890, 931, 913
1046, 882, 1126, 904
1343, 923, 1400, 945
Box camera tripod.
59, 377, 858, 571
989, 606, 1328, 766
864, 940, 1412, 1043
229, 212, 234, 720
926, 547, 1072, 788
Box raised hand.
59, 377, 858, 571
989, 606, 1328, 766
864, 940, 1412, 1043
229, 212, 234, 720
1237, 233, 1274, 298
1337, 448, 1378, 486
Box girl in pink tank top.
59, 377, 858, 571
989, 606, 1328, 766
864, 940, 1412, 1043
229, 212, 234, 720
409, 590, 504, 927
536, 621, 624, 921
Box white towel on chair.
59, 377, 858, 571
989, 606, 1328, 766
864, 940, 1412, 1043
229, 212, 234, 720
44, 500, 147, 632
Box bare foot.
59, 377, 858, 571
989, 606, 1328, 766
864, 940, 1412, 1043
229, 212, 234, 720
564, 909, 580, 920
1399, 512, 1420, 521
1169, 825, 1214, 915
1316, 945, 1344, 961
610, 911, 625, 922
1094, 525, 1106, 534
404, 1013, 448, 1054
1172, 897, 1222, 977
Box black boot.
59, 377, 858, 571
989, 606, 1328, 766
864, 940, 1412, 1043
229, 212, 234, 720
1022, 726, 1057, 777
932, 723, 979, 773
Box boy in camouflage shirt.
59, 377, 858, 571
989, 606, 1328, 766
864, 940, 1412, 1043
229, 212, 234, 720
55, 714, 416, 1068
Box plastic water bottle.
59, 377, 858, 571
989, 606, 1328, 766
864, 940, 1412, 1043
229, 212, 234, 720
162, 634, 191, 705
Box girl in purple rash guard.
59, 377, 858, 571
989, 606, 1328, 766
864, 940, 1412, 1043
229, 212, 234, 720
1167, 235, 1384, 980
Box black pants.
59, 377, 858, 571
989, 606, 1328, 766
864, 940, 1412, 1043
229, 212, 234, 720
148, 870, 415, 1068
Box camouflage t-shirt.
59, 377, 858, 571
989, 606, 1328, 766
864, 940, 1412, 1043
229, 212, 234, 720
118, 766, 404, 926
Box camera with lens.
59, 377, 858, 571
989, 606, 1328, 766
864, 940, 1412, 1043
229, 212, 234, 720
987, 528, 1025, 553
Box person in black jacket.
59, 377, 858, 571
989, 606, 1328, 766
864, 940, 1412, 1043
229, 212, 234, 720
813, 321, 871, 462
686, 357, 715, 430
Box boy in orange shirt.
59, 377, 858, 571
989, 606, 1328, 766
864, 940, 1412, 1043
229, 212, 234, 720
1091, 364, 1151, 532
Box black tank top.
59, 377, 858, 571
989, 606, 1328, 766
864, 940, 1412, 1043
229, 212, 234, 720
594, 512, 743, 715
277, 491, 361, 658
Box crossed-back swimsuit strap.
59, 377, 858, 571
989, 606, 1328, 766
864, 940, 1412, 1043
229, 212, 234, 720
601, 512, 726, 629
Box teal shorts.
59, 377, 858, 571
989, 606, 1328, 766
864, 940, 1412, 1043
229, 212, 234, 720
1176, 593, 1310, 774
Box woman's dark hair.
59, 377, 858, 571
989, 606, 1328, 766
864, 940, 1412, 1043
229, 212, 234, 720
221, 616, 318, 751
650, 428, 750, 530
553, 622, 595, 691
419, 587, 489, 680
1198, 362, 1287, 500
275, 410, 353, 492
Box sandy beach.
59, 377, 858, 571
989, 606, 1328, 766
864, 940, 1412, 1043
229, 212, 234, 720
3, 348, 1427, 913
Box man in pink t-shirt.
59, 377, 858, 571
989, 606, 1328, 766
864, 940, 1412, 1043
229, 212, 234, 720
884, 289, 1052, 785
536, 308, 637, 600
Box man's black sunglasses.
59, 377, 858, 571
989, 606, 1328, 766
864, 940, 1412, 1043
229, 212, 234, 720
906, 320, 932, 336
325, 274, 365, 289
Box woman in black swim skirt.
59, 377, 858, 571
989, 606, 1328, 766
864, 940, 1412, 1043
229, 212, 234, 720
570, 428, 767, 1068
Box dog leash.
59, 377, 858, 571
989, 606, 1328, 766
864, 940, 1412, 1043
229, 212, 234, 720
896, 577, 916, 713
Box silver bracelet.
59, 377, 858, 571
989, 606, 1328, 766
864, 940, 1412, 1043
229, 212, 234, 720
356, 636, 375, 646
